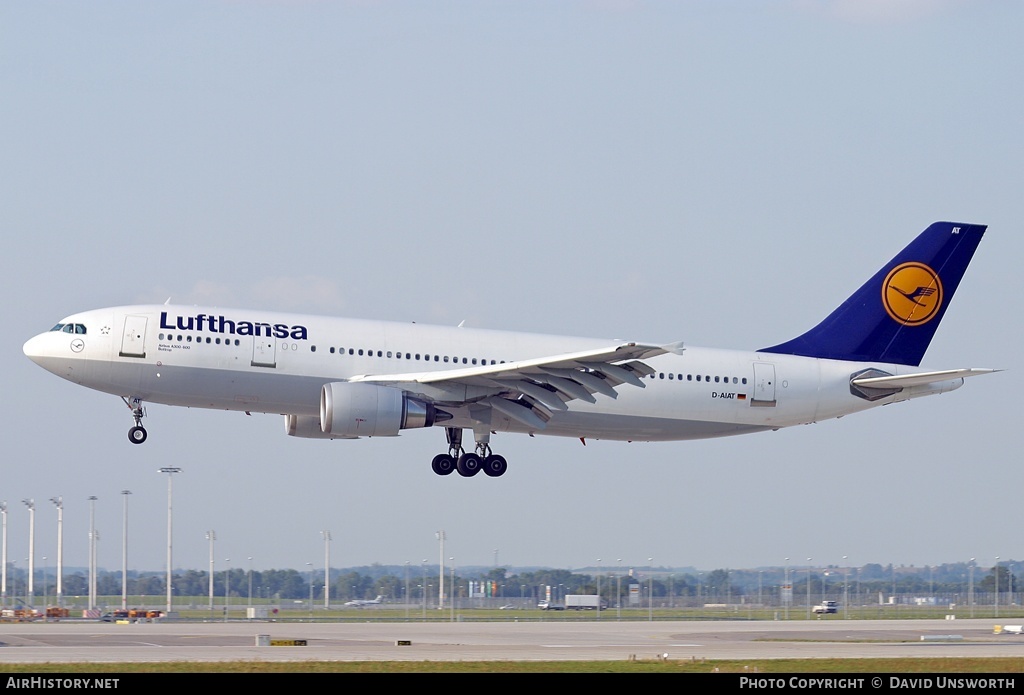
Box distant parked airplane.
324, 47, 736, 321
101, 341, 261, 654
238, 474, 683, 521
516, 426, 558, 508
344, 595, 384, 607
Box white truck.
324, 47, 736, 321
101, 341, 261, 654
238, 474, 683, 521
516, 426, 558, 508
812, 600, 839, 614
564, 594, 608, 610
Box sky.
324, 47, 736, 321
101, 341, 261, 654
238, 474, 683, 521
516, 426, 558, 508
2, 1, 1022, 579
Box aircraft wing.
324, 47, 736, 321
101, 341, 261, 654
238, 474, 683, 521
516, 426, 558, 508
850, 368, 1000, 389
348, 341, 683, 430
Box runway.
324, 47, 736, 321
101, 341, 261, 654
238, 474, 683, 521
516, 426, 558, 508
0, 618, 1021, 664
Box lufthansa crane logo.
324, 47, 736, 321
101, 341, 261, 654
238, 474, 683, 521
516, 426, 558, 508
882, 262, 943, 326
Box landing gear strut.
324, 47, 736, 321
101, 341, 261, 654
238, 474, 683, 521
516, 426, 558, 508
431, 427, 507, 478
123, 396, 148, 444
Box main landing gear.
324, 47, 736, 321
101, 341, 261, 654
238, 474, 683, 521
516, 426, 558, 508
431, 427, 508, 478
123, 396, 148, 444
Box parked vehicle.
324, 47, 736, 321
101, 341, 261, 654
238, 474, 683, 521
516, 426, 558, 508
813, 600, 839, 614
564, 594, 608, 610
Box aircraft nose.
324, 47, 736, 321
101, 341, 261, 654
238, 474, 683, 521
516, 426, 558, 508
23, 333, 46, 364
23, 332, 62, 372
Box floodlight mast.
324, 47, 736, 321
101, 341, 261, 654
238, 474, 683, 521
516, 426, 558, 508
436, 531, 446, 610
50, 496, 63, 608
119, 492, 129, 610
322, 531, 332, 609
158, 467, 182, 613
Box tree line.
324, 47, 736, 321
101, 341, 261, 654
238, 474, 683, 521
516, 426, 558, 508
5, 560, 1017, 604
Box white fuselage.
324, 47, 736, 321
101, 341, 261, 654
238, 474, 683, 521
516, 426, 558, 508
23, 304, 961, 442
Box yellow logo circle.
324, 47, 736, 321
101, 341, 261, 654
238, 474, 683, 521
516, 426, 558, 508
882, 262, 943, 326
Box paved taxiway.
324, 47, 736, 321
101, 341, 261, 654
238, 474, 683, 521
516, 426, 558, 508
0, 618, 1021, 664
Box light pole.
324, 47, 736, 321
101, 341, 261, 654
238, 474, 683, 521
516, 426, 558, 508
995, 556, 1000, 618
224, 558, 231, 620
596, 559, 601, 618
22, 499, 34, 608
842, 555, 849, 620
449, 557, 455, 622
87, 496, 98, 611
0, 501, 6, 609
206, 531, 216, 613
436, 531, 446, 610
648, 557, 654, 621
421, 559, 427, 618
404, 561, 410, 619
306, 562, 314, 615
247, 557, 253, 610
41, 557, 47, 614
969, 558, 975, 618
806, 558, 812, 619
322, 531, 332, 609
158, 467, 182, 614
50, 497, 63, 608
616, 559, 622, 619
119, 491, 129, 610
783, 558, 790, 620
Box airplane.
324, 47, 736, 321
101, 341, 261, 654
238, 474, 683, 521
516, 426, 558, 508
23, 221, 998, 479
344, 595, 384, 607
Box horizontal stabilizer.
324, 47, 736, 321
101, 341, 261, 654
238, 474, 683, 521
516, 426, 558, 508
851, 368, 1000, 389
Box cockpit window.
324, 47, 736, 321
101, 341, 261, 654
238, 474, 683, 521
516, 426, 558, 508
50, 323, 86, 334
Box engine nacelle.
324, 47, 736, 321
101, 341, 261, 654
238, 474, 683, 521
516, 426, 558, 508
320, 382, 438, 437
284, 414, 359, 439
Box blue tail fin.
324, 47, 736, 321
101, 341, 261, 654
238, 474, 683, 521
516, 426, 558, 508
759, 221, 986, 366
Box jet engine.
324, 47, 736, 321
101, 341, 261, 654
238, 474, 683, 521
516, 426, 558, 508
320, 382, 439, 437
284, 414, 359, 439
